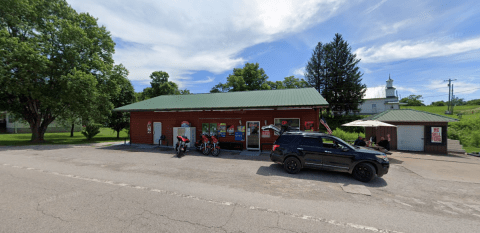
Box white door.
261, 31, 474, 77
397, 125, 424, 151
153, 122, 162, 144
246, 121, 260, 150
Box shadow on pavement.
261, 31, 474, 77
256, 164, 388, 187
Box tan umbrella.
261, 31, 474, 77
342, 120, 397, 127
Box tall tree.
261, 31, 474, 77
283, 76, 309, 88
305, 42, 327, 93
0, 0, 115, 142
210, 63, 270, 93
106, 64, 136, 138
305, 34, 366, 114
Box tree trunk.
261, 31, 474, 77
30, 121, 47, 143
117, 130, 120, 139
70, 123, 74, 137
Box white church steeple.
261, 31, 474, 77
385, 74, 396, 98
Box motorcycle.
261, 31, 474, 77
209, 134, 221, 157
175, 135, 190, 157
197, 134, 220, 156
199, 134, 211, 155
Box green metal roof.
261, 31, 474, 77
114, 88, 328, 112
363, 109, 458, 122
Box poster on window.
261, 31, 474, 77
210, 123, 217, 136
304, 121, 314, 131
431, 127, 442, 143
218, 123, 226, 137
202, 123, 209, 135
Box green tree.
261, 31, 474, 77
431, 100, 446, 106
305, 34, 366, 114
400, 95, 425, 106
0, 0, 115, 142
106, 64, 136, 138
139, 71, 189, 99
465, 99, 480, 105
283, 76, 309, 88
210, 63, 270, 92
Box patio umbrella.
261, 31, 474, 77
341, 120, 397, 127
342, 120, 397, 145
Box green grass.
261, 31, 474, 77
464, 146, 480, 154
0, 128, 129, 146
400, 105, 480, 119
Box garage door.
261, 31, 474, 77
397, 125, 424, 151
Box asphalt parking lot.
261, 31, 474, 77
1, 143, 480, 232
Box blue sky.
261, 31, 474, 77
67, 0, 480, 104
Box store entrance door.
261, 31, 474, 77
246, 121, 260, 150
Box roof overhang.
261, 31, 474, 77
114, 105, 327, 113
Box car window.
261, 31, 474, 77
299, 137, 322, 147
275, 135, 297, 145
322, 136, 351, 150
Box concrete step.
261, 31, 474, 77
447, 139, 466, 153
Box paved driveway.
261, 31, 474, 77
1, 143, 479, 232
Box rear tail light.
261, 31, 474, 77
272, 144, 280, 151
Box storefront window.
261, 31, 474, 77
274, 118, 300, 135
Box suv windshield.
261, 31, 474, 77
324, 136, 355, 150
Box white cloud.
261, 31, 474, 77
427, 80, 480, 94
396, 86, 418, 93
67, 0, 345, 88
355, 37, 480, 63
364, 0, 387, 14
293, 67, 305, 76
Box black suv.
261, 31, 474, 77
268, 130, 389, 182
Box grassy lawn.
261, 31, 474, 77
0, 128, 129, 146
400, 105, 480, 119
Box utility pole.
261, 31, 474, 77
444, 78, 457, 114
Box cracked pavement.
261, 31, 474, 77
0, 144, 479, 232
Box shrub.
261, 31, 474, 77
332, 128, 364, 142
81, 123, 101, 140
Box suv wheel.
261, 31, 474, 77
284, 157, 301, 174
353, 163, 376, 182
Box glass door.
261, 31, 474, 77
246, 121, 260, 150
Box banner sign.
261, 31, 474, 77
261, 130, 270, 138
431, 127, 442, 143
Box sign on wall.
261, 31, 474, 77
219, 123, 226, 137
227, 125, 235, 135
304, 121, 314, 131
147, 121, 152, 134
261, 130, 270, 138
431, 127, 442, 143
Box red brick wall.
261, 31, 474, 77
130, 108, 320, 149
365, 122, 449, 154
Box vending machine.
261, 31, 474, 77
172, 127, 196, 148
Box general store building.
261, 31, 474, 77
114, 88, 328, 151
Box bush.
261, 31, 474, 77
332, 128, 364, 142
81, 123, 101, 140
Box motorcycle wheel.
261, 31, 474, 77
175, 143, 183, 157
199, 143, 205, 152
202, 146, 210, 155
211, 147, 220, 157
